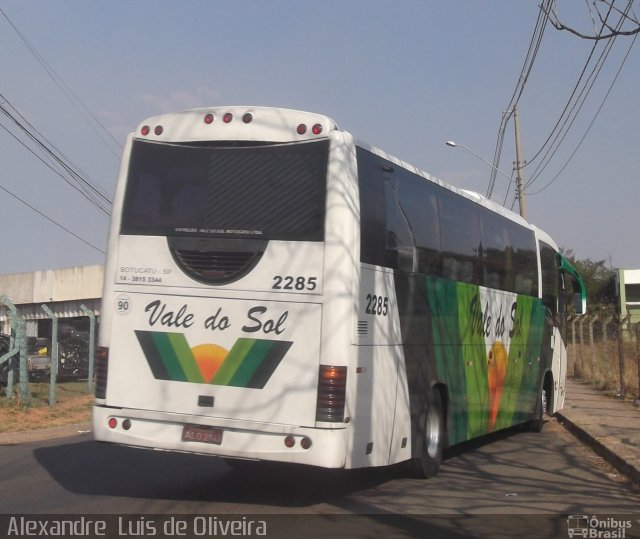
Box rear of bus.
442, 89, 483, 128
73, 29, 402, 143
93, 107, 359, 468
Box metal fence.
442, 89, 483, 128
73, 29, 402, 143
567, 311, 640, 403
0, 295, 96, 406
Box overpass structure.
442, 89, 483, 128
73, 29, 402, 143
0, 265, 103, 337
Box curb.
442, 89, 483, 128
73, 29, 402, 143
0, 422, 91, 445
556, 412, 640, 486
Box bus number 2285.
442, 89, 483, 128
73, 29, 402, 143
365, 294, 389, 316
272, 276, 317, 291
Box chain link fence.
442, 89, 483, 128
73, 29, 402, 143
567, 311, 640, 402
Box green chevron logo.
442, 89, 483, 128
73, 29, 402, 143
135, 330, 291, 389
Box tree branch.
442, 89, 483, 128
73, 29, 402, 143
542, 0, 640, 40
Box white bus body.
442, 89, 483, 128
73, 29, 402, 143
94, 107, 584, 476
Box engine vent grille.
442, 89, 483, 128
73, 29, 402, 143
168, 237, 267, 285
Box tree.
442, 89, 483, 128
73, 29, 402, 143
560, 248, 617, 309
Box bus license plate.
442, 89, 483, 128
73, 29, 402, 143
182, 425, 223, 445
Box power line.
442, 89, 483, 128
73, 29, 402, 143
0, 184, 105, 254
525, 35, 618, 186
0, 7, 114, 259
523, 1, 617, 174
0, 7, 123, 159
527, 28, 638, 195
0, 97, 112, 215
487, 0, 552, 198
0, 121, 111, 217
491, 0, 636, 202
525, 0, 633, 187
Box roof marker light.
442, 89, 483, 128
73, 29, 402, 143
223, 113, 233, 123
312, 124, 323, 135
242, 112, 253, 124
204, 113, 214, 124
154, 125, 163, 136
141, 125, 150, 136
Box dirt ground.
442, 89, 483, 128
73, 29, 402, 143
0, 381, 93, 433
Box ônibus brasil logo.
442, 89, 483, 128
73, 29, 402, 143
567, 515, 633, 538
135, 331, 291, 389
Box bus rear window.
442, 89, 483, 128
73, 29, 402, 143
120, 139, 329, 241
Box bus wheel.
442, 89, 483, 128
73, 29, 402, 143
526, 386, 548, 433
410, 390, 444, 479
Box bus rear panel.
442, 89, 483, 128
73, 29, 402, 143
94, 108, 361, 468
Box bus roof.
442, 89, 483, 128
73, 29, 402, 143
134, 106, 338, 144
354, 138, 537, 232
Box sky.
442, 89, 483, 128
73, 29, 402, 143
1, 0, 639, 275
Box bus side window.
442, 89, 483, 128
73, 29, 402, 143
512, 226, 538, 296
439, 190, 482, 286
481, 212, 510, 291
384, 179, 416, 273
356, 148, 387, 266
540, 241, 559, 315
398, 174, 441, 276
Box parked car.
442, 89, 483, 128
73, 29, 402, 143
26, 337, 51, 381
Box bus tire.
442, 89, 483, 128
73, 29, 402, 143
526, 385, 548, 433
410, 389, 444, 479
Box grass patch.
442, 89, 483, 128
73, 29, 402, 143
0, 381, 93, 433
568, 340, 640, 400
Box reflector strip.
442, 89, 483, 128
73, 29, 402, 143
95, 347, 109, 399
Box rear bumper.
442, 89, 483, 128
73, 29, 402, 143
92, 405, 347, 468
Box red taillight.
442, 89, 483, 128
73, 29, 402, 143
204, 113, 214, 124
300, 437, 312, 450
154, 125, 163, 136
316, 365, 347, 423
140, 125, 150, 136
284, 435, 295, 448
223, 113, 233, 123
297, 123, 307, 135
312, 123, 323, 135
320, 366, 346, 382
108, 418, 117, 429
242, 112, 253, 124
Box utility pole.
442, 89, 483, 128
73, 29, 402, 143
513, 105, 527, 219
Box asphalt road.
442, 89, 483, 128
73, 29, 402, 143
1, 420, 639, 538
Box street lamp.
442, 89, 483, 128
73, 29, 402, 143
445, 140, 526, 219
445, 140, 515, 186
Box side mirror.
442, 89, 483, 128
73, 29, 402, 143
573, 292, 586, 315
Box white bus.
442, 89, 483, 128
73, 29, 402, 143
93, 106, 585, 477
